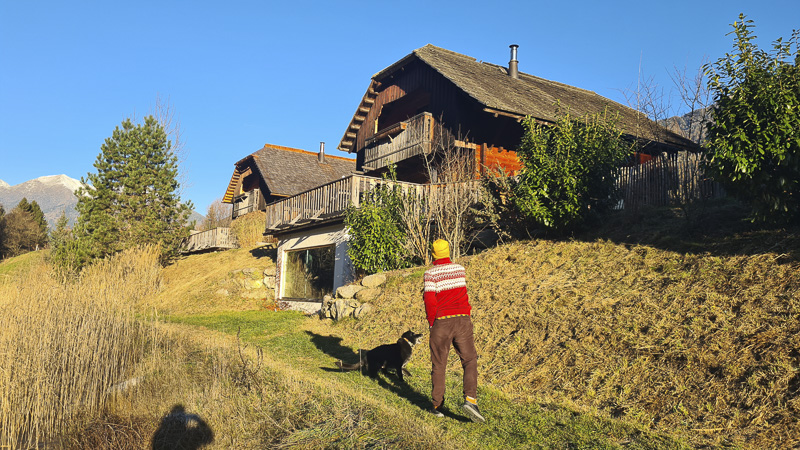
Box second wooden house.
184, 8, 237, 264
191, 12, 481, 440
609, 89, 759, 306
223, 143, 355, 220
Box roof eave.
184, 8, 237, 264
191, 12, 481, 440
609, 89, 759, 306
338, 80, 380, 152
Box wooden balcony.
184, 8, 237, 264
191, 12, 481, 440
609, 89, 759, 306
232, 189, 263, 219
264, 174, 426, 232
182, 227, 238, 253
362, 112, 436, 171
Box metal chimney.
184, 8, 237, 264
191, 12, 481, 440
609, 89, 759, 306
318, 142, 325, 163
508, 44, 519, 79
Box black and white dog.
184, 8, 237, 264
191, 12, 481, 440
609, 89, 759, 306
335, 330, 423, 381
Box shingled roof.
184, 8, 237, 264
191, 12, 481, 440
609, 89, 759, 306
223, 144, 355, 203
340, 44, 691, 151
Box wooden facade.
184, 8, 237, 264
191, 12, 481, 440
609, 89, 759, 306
473, 143, 523, 177
225, 163, 279, 220
232, 188, 266, 219
340, 57, 524, 181
339, 44, 695, 191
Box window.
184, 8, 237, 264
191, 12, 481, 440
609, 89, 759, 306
283, 245, 336, 300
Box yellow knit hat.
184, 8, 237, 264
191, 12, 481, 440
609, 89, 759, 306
432, 239, 450, 260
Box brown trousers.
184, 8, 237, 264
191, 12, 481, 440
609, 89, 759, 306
429, 315, 478, 408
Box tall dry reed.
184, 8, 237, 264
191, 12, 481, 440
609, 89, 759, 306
231, 211, 267, 248
0, 246, 162, 448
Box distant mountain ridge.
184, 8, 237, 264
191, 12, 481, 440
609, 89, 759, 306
660, 106, 712, 145
0, 175, 204, 229
0, 175, 84, 228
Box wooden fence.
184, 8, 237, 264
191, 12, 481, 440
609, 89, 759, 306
182, 227, 238, 253
615, 152, 725, 210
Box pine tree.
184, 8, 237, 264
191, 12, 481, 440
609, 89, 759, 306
0, 204, 6, 258
49, 211, 88, 277
49, 212, 71, 250
17, 198, 48, 248
75, 115, 192, 265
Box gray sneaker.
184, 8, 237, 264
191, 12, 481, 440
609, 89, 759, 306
430, 406, 444, 418
461, 401, 485, 423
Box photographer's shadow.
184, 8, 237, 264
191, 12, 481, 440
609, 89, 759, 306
152, 404, 214, 450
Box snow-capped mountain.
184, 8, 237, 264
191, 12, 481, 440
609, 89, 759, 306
0, 175, 205, 229
0, 175, 85, 227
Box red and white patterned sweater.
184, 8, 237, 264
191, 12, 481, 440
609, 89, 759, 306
423, 257, 471, 327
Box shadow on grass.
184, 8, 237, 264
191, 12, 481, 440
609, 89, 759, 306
250, 246, 277, 260
304, 331, 464, 418
151, 404, 214, 450
571, 199, 800, 263
305, 331, 359, 362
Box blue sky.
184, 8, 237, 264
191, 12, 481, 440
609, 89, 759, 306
1, 0, 797, 214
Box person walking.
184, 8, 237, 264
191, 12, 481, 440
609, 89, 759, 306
423, 239, 485, 423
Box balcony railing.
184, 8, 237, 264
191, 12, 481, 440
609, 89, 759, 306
264, 174, 426, 232
232, 189, 262, 219
182, 227, 238, 253
362, 112, 436, 171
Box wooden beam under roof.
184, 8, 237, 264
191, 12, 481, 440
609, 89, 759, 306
222, 170, 242, 203
339, 80, 380, 152
366, 121, 407, 144
482, 107, 524, 121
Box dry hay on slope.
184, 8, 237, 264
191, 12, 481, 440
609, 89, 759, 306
329, 235, 800, 449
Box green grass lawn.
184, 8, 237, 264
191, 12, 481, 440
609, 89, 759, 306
168, 310, 689, 449
0, 250, 46, 276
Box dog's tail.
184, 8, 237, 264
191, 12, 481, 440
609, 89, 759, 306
335, 349, 367, 371
334, 360, 362, 371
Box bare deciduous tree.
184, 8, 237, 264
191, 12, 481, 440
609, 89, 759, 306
152, 95, 191, 199
396, 188, 434, 265
420, 121, 487, 260
668, 61, 716, 222
621, 59, 719, 223
668, 61, 711, 145
201, 198, 232, 231
622, 58, 674, 145
2, 208, 41, 257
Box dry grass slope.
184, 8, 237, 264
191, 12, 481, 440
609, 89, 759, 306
152, 246, 276, 315
3, 201, 797, 448
326, 205, 800, 449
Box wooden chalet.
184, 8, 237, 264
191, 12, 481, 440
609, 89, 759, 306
338, 44, 692, 181
263, 44, 694, 305
222, 143, 355, 220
